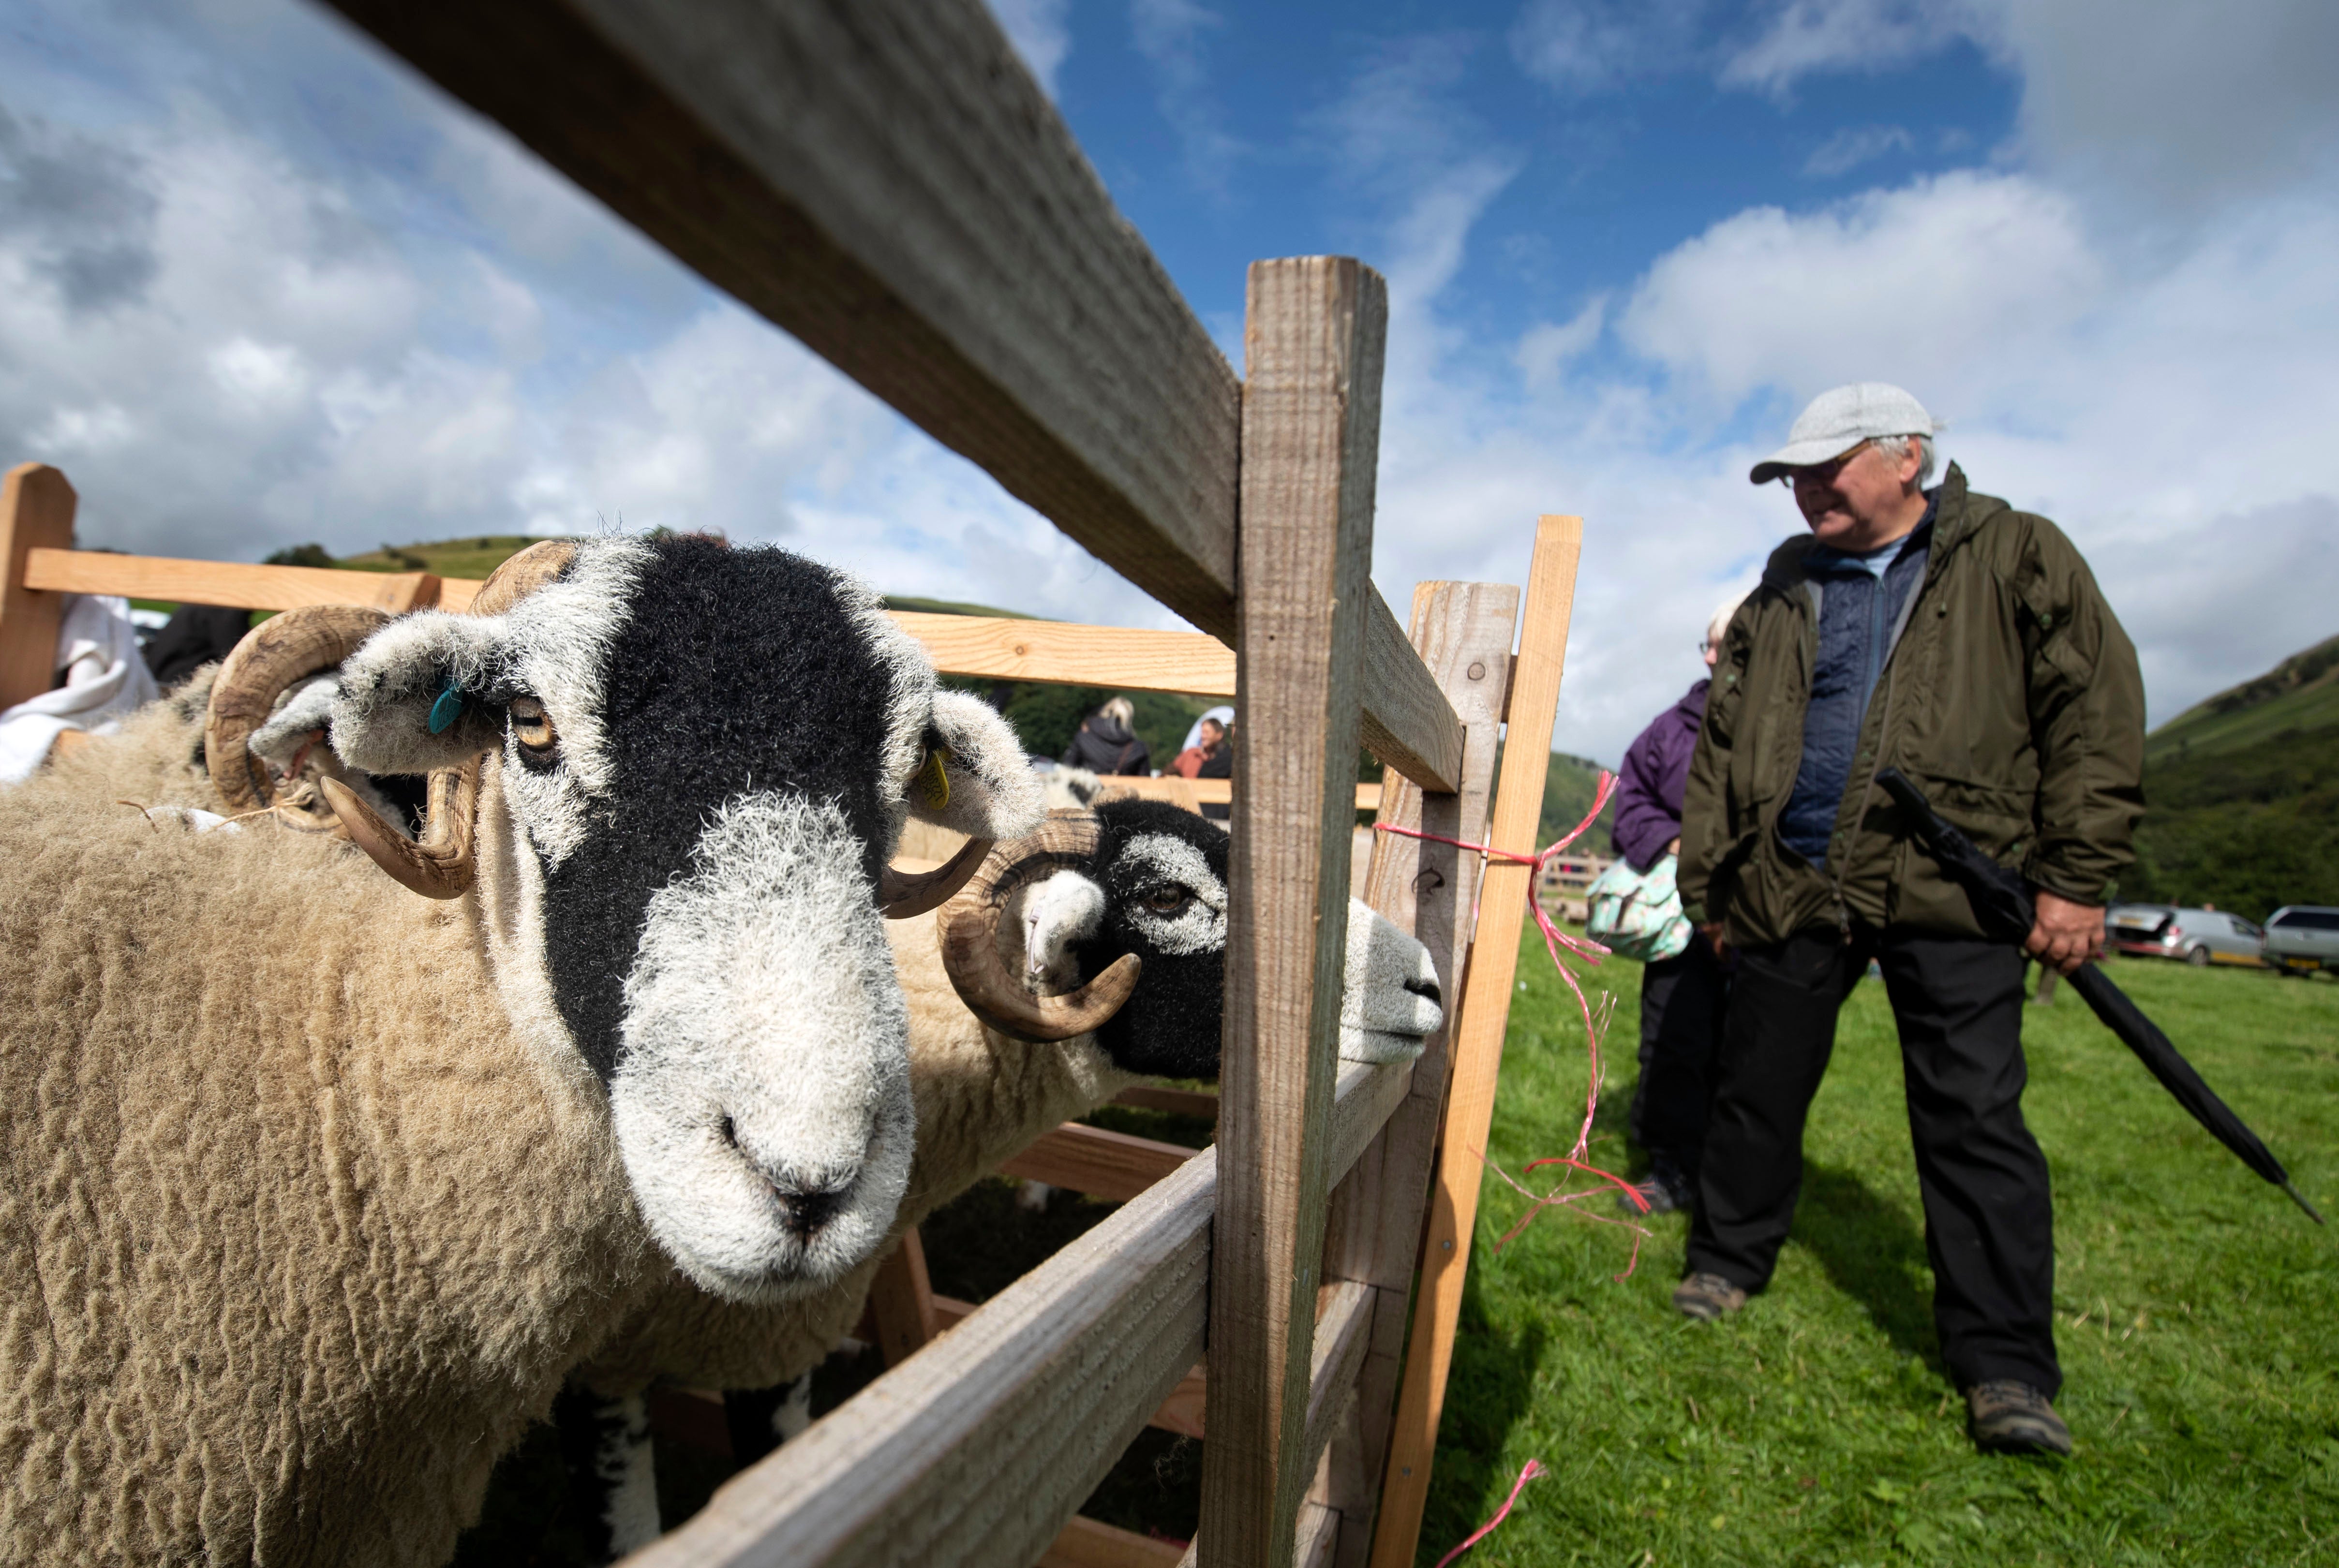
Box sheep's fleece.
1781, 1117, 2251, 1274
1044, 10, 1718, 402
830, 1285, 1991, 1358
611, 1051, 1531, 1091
0, 695, 658, 1567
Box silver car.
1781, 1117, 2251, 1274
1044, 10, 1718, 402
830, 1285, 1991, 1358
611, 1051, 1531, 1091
2106, 905, 2265, 967
2265, 905, 2339, 975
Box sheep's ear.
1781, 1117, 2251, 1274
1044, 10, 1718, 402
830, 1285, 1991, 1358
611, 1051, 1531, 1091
328, 611, 510, 775
906, 690, 1045, 839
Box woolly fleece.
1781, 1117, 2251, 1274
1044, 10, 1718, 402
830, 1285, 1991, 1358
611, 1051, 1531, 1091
0, 706, 661, 1567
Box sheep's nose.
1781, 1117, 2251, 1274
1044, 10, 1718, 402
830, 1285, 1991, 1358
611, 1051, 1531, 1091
1403, 975, 1442, 1006
719, 1116, 853, 1240
771, 1181, 848, 1241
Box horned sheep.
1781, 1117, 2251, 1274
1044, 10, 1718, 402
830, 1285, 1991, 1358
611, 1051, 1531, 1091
558, 798, 1446, 1556
0, 535, 1043, 1567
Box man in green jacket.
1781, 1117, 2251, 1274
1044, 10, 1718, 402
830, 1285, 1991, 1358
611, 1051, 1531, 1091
1674, 383, 2145, 1457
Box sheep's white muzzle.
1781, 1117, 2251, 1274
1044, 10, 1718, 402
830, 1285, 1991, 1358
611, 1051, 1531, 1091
610, 794, 915, 1303
1339, 900, 1445, 1064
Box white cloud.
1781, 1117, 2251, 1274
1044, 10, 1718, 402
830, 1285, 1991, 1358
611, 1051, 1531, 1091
1616, 171, 2101, 408
1803, 124, 1912, 178
1720, 0, 1996, 99
987, 0, 1073, 100
1129, 0, 1242, 194
1514, 297, 1607, 388
0, 80, 1182, 635
1509, 0, 1706, 94
1311, 37, 1524, 356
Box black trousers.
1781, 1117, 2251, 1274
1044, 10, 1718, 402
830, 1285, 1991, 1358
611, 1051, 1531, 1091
1628, 936, 1729, 1175
1685, 926, 2060, 1396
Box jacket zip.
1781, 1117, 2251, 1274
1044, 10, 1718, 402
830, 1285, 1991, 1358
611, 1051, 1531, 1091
1828, 528, 1951, 937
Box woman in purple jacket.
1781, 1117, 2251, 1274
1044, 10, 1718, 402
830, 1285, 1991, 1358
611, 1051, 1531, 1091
1613, 593, 1744, 1213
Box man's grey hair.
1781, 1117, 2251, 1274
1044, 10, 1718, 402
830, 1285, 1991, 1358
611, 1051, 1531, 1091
1877, 432, 1937, 488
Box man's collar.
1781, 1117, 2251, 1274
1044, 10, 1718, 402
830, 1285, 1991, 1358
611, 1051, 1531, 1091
1810, 496, 1934, 567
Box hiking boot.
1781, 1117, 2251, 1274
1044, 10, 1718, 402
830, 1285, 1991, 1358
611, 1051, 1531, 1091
1671, 1272, 1747, 1321
1966, 1380, 2072, 1455
1618, 1162, 1696, 1215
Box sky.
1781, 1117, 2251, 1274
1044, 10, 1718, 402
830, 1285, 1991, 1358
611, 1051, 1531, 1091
1, 0, 2335, 765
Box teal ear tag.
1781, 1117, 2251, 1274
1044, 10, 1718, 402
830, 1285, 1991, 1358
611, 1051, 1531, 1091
428, 680, 464, 736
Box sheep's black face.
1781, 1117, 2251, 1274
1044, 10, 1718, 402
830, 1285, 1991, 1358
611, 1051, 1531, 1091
329, 536, 1043, 1303
1072, 799, 1233, 1080
1043, 797, 1446, 1078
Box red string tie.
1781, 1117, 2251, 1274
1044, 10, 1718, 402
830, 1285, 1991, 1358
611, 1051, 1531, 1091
1376, 772, 1647, 1268
1431, 1457, 1548, 1568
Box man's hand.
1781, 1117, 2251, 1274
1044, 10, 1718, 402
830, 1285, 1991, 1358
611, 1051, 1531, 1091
2025, 890, 2104, 974
1699, 921, 1732, 961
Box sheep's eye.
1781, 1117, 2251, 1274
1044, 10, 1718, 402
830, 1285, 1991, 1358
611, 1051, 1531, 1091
1144, 886, 1191, 914
509, 695, 557, 755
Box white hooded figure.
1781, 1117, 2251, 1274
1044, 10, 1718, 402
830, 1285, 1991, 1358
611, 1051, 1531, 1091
0, 594, 161, 783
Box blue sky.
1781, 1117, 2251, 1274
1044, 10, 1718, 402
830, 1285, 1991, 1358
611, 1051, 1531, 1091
1, 0, 2335, 763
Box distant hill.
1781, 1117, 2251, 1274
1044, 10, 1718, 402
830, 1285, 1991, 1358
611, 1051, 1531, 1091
302, 535, 555, 582
1539, 751, 1619, 856
2124, 634, 2339, 918
2145, 633, 2339, 765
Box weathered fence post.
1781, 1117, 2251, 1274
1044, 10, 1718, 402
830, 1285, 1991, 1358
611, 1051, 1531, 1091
1368, 514, 1584, 1568
1199, 256, 1388, 1567
1315, 579, 1521, 1564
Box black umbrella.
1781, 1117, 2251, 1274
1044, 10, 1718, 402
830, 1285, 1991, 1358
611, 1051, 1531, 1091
1875, 768, 2324, 1227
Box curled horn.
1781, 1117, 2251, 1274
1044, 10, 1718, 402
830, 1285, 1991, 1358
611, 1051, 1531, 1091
936, 812, 1142, 1042
878, 834, 995, 919
320, 769, 478, 900
206, 603, 395, 829
328, 540, 579, 898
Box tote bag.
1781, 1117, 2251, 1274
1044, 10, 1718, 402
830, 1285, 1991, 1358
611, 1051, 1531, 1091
1584, 852, 1691, 963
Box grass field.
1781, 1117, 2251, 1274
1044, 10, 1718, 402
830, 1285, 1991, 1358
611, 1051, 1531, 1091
1419, 926, 2339, 1567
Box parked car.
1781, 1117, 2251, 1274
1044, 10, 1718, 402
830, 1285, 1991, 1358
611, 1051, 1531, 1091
2264, 905, 2339, 975
2106, 905, 2265, 966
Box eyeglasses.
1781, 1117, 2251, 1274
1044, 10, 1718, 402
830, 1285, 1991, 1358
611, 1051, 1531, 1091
1774, 439, 1871, 488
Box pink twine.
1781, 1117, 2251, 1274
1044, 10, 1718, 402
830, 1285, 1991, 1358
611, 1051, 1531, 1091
1431, 1457, 1548, 1568
1377, 773, 1650, 1271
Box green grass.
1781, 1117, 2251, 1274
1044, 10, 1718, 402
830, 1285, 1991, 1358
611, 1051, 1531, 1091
1421, 925, 2339, 1567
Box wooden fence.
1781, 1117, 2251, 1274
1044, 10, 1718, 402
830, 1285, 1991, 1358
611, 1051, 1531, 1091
0, 0, 1592, 1561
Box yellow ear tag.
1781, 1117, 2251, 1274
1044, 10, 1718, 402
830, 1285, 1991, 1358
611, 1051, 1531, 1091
916, 747, 952, 812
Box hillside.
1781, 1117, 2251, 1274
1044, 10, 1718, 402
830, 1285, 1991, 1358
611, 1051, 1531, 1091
2123, 633, 2339, 917
1538, 751, 1618, 855
2144, 632, 2339, 764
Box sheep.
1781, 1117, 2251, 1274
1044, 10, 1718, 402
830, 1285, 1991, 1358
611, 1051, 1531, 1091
0, 533, 1045, 1568
553, 798, 1445, 1557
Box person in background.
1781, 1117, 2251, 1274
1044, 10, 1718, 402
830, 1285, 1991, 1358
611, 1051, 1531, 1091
1168, 715, 1227, 779
1610, 592, 1746, 1214
143, 604, 253, 688
1178, 704, 1235, 756
1196, 721, 1235, 819
1061, 695, 1151, 776
1674, 383, 2144, 1458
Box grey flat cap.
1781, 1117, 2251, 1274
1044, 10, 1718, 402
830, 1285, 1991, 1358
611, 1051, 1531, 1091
1750, 383, 1937, 484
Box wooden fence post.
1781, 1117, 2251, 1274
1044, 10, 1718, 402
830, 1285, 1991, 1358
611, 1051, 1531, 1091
0, 463, 79, 712
1197, 256, 1387, 1568
1366, 516, 1582, 1568
1314, 580, 1520, 1565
